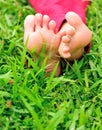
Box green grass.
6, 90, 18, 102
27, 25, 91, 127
0, 0, 102, 129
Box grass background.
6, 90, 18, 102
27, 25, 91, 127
0, 0, 102, 129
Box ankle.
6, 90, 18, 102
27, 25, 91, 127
45, 58, 61, 76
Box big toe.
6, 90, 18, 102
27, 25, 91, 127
65, 11, 92, 45
24, 15, 35, 32
65, 12, 83, 28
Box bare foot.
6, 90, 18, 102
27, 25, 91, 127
24, 13, 64, 76
58, 12, 92, 61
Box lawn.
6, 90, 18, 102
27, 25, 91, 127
0, 0, 102, 129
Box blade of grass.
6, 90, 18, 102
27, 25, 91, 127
20, 95, 43, 130
19, 87, 43, 109
45, 103, 66, 130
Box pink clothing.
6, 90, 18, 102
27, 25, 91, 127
28, 0, 90, 32
28, 0, 91, 52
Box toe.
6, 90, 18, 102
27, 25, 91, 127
62, 44, 70, 52
58, 43, 71, 59
35, 13, 43, 29
65, 12, 83, 28
62, 35, 71, 43
49, 20, 56, 32
66, 25, 75, 36
43, 15, 50, 28
24, 15, 35, 32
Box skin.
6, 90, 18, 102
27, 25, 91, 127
24, 12, 92, 76
24, 13, 65, 76
58, 12, 92, 61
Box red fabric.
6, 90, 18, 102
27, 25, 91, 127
28, 0, 90, 32
82, 1, 90, 9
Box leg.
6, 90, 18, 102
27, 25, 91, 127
24, 13, 65, 76
58, 12, 92, 61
